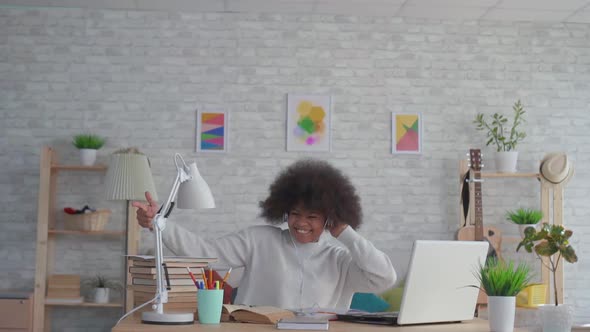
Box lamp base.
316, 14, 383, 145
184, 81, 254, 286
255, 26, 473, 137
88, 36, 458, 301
141, 311, 194, 325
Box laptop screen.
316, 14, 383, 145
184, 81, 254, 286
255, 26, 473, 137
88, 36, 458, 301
397, 240, 488, 325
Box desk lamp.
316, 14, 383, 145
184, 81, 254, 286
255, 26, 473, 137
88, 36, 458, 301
141, 153, 215, 325
104, 148, 158, 312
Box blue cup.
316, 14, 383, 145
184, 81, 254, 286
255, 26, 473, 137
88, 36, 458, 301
197, 289, 224, 324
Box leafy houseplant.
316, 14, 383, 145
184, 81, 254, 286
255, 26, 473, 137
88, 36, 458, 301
472, 258, 532, 297
506, 208, 543, 225
72, 134, 105, 150
517, 223, 578, 306
474, 100, 526, 152
72, 134, 105, 166
83, 275, 122, 304
471, 258, 532, 332
507, 208, 544, 238
473, 100, 526, 173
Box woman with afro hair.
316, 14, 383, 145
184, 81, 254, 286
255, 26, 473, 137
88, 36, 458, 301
133, 158, 396, 310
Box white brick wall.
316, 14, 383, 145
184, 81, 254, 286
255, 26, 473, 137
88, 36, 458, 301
0, 7, 589, 330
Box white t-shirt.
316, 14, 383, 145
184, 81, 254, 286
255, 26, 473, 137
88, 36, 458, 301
162, 223, 396, 309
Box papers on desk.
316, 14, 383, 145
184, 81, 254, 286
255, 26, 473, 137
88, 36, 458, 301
276, 316, 329, 330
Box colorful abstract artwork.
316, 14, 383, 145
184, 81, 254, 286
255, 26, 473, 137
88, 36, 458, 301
286, 94, 331, 152
392, 113, 422, 154
196, 110, 228, 153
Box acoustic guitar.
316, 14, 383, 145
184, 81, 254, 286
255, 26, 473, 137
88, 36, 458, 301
457, 149, 502, 261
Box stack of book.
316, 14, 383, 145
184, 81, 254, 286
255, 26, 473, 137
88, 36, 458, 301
128, 256, 216, 311
45, 274, 84, 304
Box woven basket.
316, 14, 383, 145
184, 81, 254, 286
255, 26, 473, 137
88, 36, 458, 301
64, 209, 111, 231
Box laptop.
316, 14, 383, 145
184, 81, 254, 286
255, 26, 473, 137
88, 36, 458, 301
338, 240, 488, 326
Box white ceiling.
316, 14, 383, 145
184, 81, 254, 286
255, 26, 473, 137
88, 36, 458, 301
1, 0, 589, 23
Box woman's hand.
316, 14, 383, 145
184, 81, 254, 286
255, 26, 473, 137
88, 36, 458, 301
131, 191, 159, 230
329, 221, 348, 238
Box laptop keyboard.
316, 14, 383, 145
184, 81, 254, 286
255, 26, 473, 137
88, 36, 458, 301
336, 312, 399, 325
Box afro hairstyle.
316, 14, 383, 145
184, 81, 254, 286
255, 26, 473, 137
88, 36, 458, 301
259, 158, 362, 230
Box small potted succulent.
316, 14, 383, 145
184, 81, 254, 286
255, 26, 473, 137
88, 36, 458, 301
506, 208, 543, 238
473, 100, 526, 172
83, 275, 123, 304
517, 223, 578, 332
471, 258, 532, 332
72, 134, 105, 166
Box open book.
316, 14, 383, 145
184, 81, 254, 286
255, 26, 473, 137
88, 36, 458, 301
218, 304, 295, 324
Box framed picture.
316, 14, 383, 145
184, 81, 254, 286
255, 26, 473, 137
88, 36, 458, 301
392, 113, 422, 154
196, 110, 228, 153
286, 94, 332, 152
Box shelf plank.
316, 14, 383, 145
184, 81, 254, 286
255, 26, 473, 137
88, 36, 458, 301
48, 229, 125, 236
481, 172, 539, 178
44, 300, 122, 308
51, 164, 107, 172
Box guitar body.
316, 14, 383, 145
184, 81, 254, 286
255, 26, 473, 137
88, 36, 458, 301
457, 225, 502, 260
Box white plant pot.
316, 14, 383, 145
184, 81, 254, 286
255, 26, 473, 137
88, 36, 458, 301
93, 287, 110, 304
80, 149, 97, 166
539, 304, 573, 332
518, 224, 539, 238
488, 296, 516, 332
495, 151, 518, 173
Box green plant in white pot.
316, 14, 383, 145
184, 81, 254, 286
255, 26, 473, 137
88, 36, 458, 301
83, 275, 122, 304
517, 223, 578, 332
471, 258, 532, 332
73, 134, 105, 166
506, 208, 543, 238
474, 100, 526, 173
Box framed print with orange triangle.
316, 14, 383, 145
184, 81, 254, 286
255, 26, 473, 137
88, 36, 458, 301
392, 112, 422, 154
196, 110, 228, 153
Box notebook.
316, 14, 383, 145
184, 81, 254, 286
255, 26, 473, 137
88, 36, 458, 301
338, 240, 488, 326
277, 316, 329, 330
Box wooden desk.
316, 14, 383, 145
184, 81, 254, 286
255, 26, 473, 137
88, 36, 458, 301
113, 316, 528, 332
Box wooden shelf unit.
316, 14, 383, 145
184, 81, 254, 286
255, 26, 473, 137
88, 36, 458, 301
44, 299, 122, 308
51, 164, 107, 172
459, 159, 565, 305
33, 146, 139, 332
48, 229, 126, 236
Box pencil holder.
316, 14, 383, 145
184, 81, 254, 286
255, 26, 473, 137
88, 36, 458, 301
197, 289, 224, 324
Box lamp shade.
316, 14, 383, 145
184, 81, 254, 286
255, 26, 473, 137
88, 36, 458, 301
105, 152, 158, 201
176, 163, 215, 209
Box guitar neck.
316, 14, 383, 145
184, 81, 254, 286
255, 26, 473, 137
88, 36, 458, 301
473, 170, 484, 241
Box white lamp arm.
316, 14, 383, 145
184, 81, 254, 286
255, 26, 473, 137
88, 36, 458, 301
152, 156, 192, 314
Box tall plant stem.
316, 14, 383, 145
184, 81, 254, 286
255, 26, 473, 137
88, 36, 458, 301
482, 121, 502, 151
552, 253, 562, 306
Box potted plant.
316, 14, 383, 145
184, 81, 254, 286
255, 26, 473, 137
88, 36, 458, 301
72, 134, 105, 166
471, 258, 532, 332
83, 275, 122, 304
473, 100, 526, 173
506, 208, 543, 238
517, 223, 578, 332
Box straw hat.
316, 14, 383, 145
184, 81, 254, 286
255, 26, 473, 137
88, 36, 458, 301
539, 153, 574, 184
